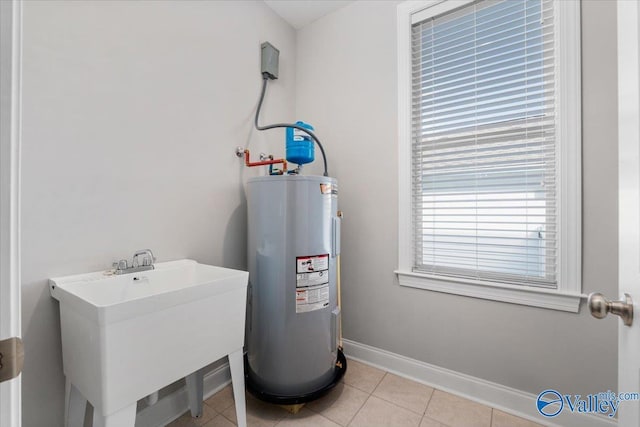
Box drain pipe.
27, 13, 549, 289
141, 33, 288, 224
337, 210, 343, 351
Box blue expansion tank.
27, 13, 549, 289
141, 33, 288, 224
286, 121, 315, 165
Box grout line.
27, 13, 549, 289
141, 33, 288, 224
343, 385, 370, 427
318, 411, 342, 427
218, 407, 238, 426
343, 357, 388, 394
346, 393, 376, 427
423, 387, 436, 416
368, 376, 434, 418
344, 382, 378, 395
352, 356, 508, 426
210, 362, 510, 427
371, 371, 387, 394
203, 401, 218, 416
367, 392, 431, 418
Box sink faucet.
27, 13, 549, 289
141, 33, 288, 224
133, 249, 156, 268
113, 249, 156, 275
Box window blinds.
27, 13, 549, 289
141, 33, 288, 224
411, 0, 557, 287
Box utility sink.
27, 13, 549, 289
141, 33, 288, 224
50, 259, 249, 427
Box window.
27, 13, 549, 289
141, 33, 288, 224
396, 0, 581, 312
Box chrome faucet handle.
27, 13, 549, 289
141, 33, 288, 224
132, 249, 155, 268
112, 259, 128, 271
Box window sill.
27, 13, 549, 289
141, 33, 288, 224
395, 270, 583, 312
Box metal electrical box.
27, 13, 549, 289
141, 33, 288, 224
260, 42, 279, 80
246, 175, 343, 401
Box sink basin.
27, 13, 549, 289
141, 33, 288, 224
50, 259, 248, 424
51, 259, 247, 324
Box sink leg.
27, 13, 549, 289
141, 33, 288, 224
229, 349, 247, 427
65, 379, 87, 427
186, 368, 204, 418
92, 403, 136, 427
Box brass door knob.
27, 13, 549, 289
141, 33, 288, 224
588, 292, 633, 326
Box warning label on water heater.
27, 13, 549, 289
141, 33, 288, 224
296, 254, 330, 313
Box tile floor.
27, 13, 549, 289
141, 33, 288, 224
168, 359, 544, 427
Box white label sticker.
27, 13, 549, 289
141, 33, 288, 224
296, 254, 329, 313
296, 255, 329, 273
296, 271, 328, 288
295, 284, 330, 313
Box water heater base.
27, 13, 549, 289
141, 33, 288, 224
244, 349, 347, 405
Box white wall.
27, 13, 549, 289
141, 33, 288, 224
19, 0, 620, 424
296, 0, 618, 397
20, 1, 296, 425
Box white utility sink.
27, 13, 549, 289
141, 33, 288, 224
50, 259, 249, 427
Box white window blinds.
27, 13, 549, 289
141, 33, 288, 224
411, 0, 557, 287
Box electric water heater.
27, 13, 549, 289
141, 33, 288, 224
245, 175, 344, 403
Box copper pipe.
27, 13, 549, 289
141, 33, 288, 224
243, 149, 287, 174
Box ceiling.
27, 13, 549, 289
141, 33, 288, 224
264, 1, 354, 30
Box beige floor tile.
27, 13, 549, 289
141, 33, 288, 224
168, 419, 200, 427
373, 373, 434, 415
275, 407, 342, 427
491, 409, 545, 427
167, 417, 195, 427
170, 404, 218, 427
349, 396, 422, 427
221, 393, 288, 427
425, 391, 491, 427
203, 414, 237, 427
419, 416, 445, 427
206, 385, 236, 413
343, 359, 386, 394
306, 383, 369, 426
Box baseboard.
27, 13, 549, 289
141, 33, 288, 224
135, 363, 231, 427
134, 341, 617, 427
342, 339, 617, 427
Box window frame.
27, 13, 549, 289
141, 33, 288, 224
396, 0, 582, 312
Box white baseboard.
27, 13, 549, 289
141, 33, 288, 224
342, 339, 616, 427
135, 363, 231, 427
133, 340, 617, 427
